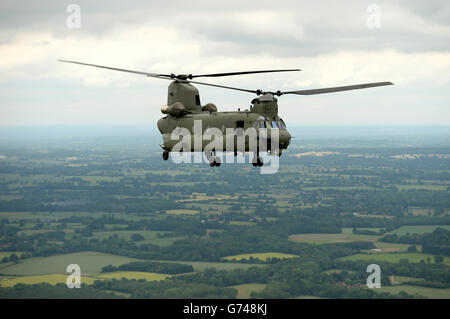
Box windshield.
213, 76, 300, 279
278, 118, 286, 129
271, 121, 279, 128
255, 121, 266, 128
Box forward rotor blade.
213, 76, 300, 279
283, 81, 393, 95
58, 59, 260, 93
58, 59, 172, 79
191, 69, 301, 78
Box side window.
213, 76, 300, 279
195, 95, 201, 106
259, 121, 265, 128
265, 121, 272, 128
236, 120, 245, 136
236, 120, 245, 129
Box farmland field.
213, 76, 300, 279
289, 232, 379, 244
165, 209, 199, 215
0, 272, 171, 288
148, 260, 266, 272
337, 253, 450, 265
0, 274, 97, 288
0, 127, 449, 299
0, 252, 139, 276
92, 230, 184, 246
387, 225, 450, 236
97, 271, 170, 281
376, 285, 450, 299
289, 228, 411, 252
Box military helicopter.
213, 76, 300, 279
59, 59, 393, 167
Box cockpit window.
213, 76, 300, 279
278, 118, 286, 129
271, 121, 279, 128
265, 121, 272, 128
254, 121, 267, 129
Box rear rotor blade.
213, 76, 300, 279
283, 81, 393, 95
58, 59, 172, 79
187, 79, 260, 94
191, 69, 301, 78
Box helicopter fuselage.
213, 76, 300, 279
157, 110, 291, 153
157, 81, 291, 156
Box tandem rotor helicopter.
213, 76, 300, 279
59, 59, 393, 167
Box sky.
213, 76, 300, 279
0, 0, 449, 126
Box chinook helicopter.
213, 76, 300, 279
59, 59, 393, 167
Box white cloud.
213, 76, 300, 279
0, 1, 449, 126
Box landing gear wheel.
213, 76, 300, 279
214, 157, 221, 167
252, 157, 258, 167
209, 157, 221, 167
257, 156, 264, 167
162, 151, 169, 161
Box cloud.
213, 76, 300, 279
0, 0, 449, 126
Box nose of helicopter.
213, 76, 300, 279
279, 130, 291, 149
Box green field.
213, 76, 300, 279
0, 211, 158, 222
302, 186, 376, 191
0, 252, 139, 276
229, 283, 266, 298
289, 231, 378, 244
387, 225, 450, 236
338, 253, 450, 265
396, 185, 447, 191
97, 271, 170, 281
148, 260, 266, 272
0, 271, 171, 288
0, 274, 97, 288
1, 136, 450, 299
229, 221, 256, 226
0, 250, 266, 278
165, 209, 199, 215
223, 252, 298, 262
376, 285, 450, 299
289, 228, 411, 252
322, 269, 355, 275
390, 275, 424, 284
92, 230, 184, 246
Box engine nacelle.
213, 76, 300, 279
201, 103, 217, 113
161, 102, 186, 117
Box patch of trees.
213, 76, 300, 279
352, 228, 386, 236
0, 283, 122, 299
92, 278, 237, 298
381, 228, 450, 256
101, 261, 194, 274
333, 259, 450, 286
